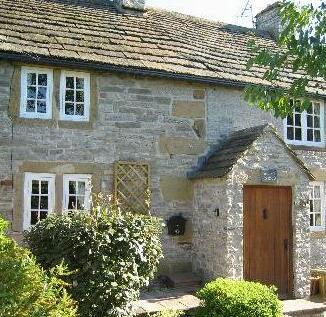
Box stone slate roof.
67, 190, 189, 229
188, 124, 315, 180
0, 0, 325, 94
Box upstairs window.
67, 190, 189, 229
60, 71, 90, 121
309, 182, 325, 231
23, 173, 55, 230
284, 101, 324, 147
20, 67, 53, 119
63, 174, 91, 212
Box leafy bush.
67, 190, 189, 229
25, 197, 163, 317
0, 217, 77, 317
195, 278, 282, 317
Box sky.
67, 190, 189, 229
145, 0, 320, 28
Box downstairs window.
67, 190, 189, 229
63, 174, 92, 212
23, 173, 55, 230
309, 182, 325, 231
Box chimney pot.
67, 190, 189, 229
255, 2, 282, 39
115, 0, 145, 11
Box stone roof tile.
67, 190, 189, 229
188, 124, 315, 180
0, 0, 325, 94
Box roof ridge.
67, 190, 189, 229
145, 6, 272, 39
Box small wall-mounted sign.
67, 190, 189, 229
261, 169, 278, 183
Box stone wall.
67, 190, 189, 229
0, 61, 14, 228
192, 179, 228, 279
0, 60, 208, 270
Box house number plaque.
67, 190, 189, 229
261, 169, 277, 183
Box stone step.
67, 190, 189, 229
164, 272, 202, 289
283, 299, 326, 317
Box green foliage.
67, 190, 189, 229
194, 278, 282, 317
25, 196, 163, 317
0, 217, 78, 317
245, 0, 326, 117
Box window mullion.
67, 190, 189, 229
302, 111, 307, 142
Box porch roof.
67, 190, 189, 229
188, 124, 315, 181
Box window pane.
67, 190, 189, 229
37, 101, 47, 114
40, 210, 48, 221
41, 181, 48, 194
38, 74, 47, 86
32, 180, 39, 194
315, 213, 322, 226
307, 129, 313, 141
31, 196, 39, 209
315, 130, 321, 142
314, 104, 320, 115
65, 90, 74, 102
27, 73, 36, 86
77, 196, 85, 209
314, 186, 321, 198
307, 104, 313, 114
76, 91, 84, 102
31, 210, 38, 225
27, 86, 36, 99
68, 196, 76, 209
26, 100, 35, 112
69, 181, 76, 194
287, 127, 294, 140
76, 104, 84, 116
314, 200, 321, 213
307, 115, 313, 128
40, 196, 48, 210
314, 116, 320, 128
287, 116, 293, 126
295, 114, 301, 126
78, 181, 86, 195
295, 128, 302, 140
65, 103, 74, 115
66, 77, 74, 89
310, 200, 313, 212
37, 87, 47, 100
76, 77, 84, 89
310, 213, 314, 226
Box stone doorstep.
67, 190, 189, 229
283, 299, 326, 316
134, 287, 201, 315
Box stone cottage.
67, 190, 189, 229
0, 0, 325, 299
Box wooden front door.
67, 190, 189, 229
243, 186, 293, 299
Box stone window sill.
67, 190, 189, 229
310, 231, 326, 239
289, 145, 326, 152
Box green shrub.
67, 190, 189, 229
195, 278, 282, 317
0, 217, 77, 317
25, 198, 163, 317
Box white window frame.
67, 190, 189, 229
20, 67, 53, 119
59, 71, 90, 122
63, 174, 92, 212
23, 173, 55, 230
309, 181, 325, 232
284, 101, 325, 147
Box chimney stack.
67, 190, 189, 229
255, 2, 282, 39
115, 0, 145, 11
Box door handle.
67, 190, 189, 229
262, 209, 268, 219
284, 239, 288, 251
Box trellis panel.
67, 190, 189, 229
114, 161, 150, 214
